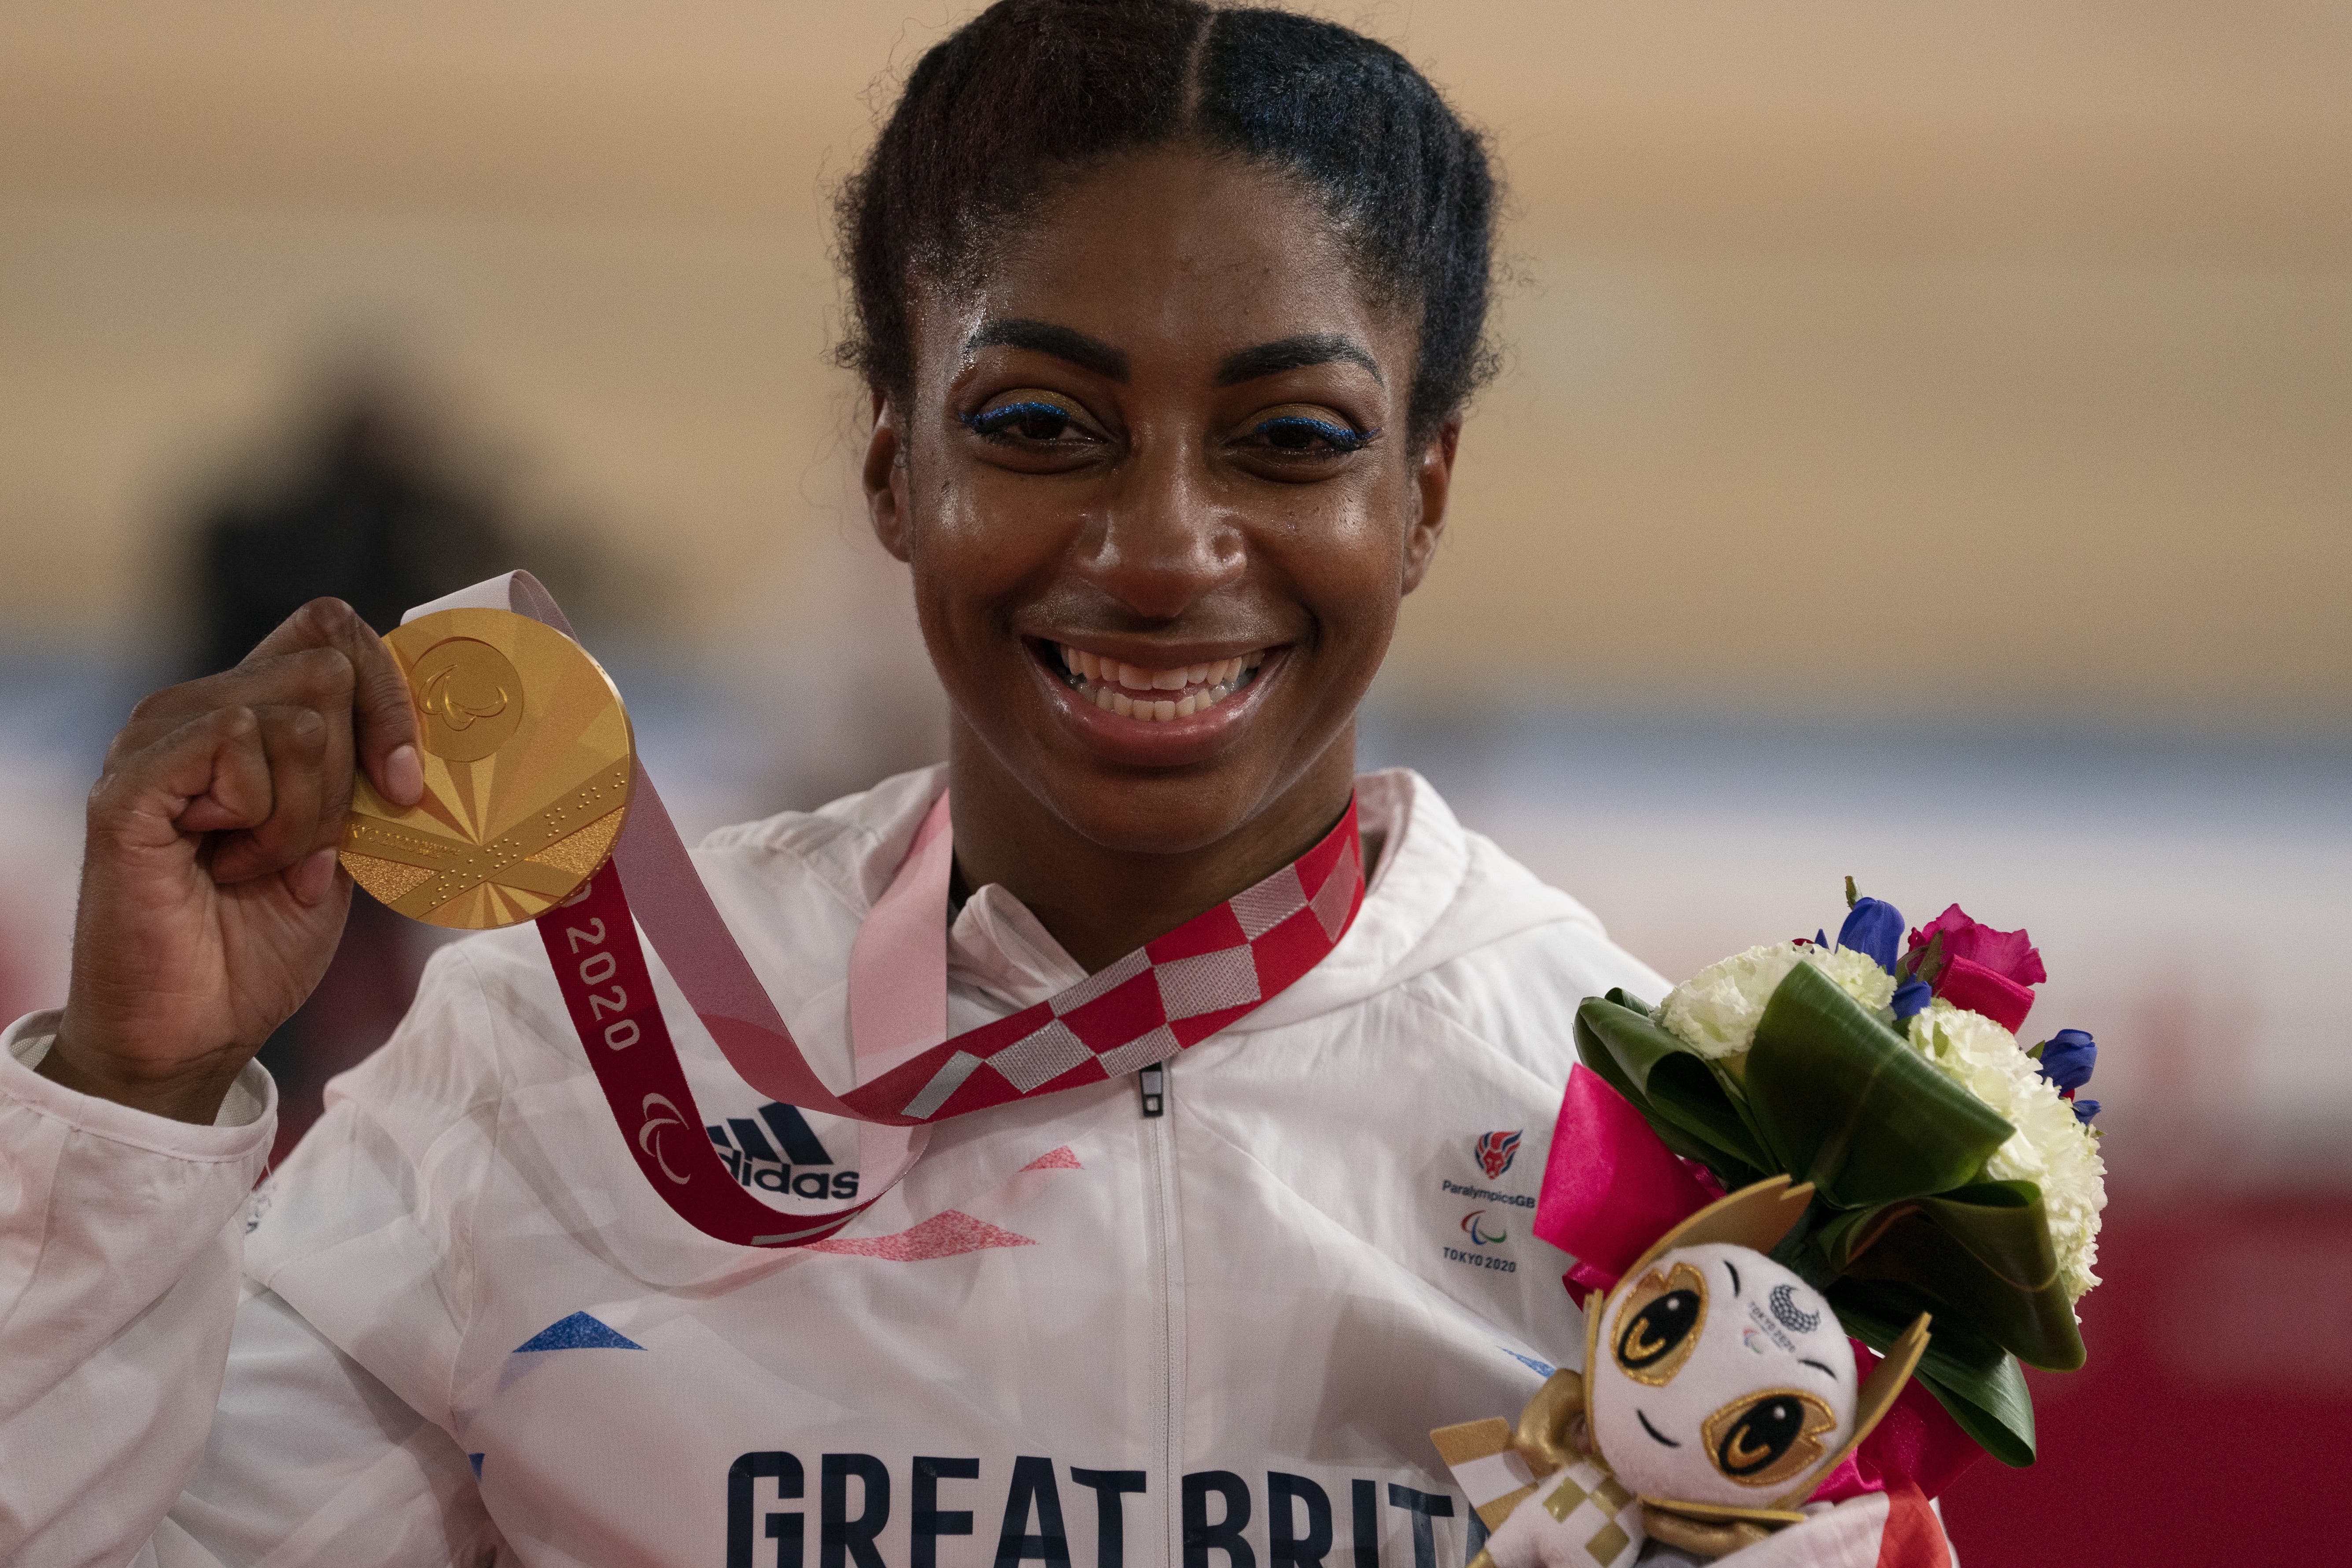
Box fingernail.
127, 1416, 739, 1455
292, 847, 339, 906
385, 744, 424, 805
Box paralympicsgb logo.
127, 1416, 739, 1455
1474, 1129, 1523, 1179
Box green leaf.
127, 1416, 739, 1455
1817, 1183, 2085, 1372
1572, 997, 1740, 1173
1832, 1279, 2038, 1468
1744, 964, 2013, 1207
1574, 994, 1768, 1179
1571, 992, 1722, 1175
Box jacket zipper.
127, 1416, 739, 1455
1141, 1063, 1183, 1568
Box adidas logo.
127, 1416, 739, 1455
705, 1101, 860, 1200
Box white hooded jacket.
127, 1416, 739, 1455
1, 767, 1686, 1568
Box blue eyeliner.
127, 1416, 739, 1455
961, 400, 1073, 438
1251, 415, 1375, 453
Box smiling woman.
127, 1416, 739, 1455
0, 5, 1958, 1567
840, 0, 1497, 968
878, 148, 1461, 967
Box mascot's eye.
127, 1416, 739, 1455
1699, 1389, 1839, 1490
1619, 1293, 1700, 1368
1611, 1260, 1707, 1386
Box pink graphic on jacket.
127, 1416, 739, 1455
807, 1146, 1083, 1260
807, 1210, 1036, 1261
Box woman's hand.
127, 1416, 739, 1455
39, 599, 424, 1123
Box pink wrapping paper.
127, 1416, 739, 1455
1533, 1067, 1721, 1301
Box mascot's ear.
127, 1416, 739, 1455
1620, 1175, 1816, 1284
1766, 1311, 1934, 1511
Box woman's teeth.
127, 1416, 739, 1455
1054, 644, 1266, 721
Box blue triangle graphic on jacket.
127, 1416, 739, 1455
513, 1311, 644, 1353
1498, 1346, 1555, 1377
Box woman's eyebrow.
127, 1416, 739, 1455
1214, 334, 1383, 387
963, 318, 1129, 381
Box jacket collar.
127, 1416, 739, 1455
736, 764, 1595, 1031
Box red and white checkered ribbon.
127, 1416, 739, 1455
408, 574, 1365, 1249
848, 803, 1360, 1123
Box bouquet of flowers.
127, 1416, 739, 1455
1548, 883, 2105, 1477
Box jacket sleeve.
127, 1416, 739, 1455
0, 1012, 502, 1568
0, 1012, 274, 1565
157, 1283, 501, 1568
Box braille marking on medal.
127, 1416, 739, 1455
344, 817, 470, 865
527, 808, 625, 879
343, 754, 627, 914
409, 637, 526, 762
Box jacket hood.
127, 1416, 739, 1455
705, 765, 1615, 1036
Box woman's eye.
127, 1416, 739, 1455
962, 400, 1089, 444
1244, 415, 1373, 455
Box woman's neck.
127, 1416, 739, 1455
942, 721, 1360, 973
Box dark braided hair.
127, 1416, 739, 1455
837, 0, 1499, 443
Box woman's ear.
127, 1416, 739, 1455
1401, 413, 1462, 595
864, 389, 913, 562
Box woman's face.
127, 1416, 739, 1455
866, 147, 1457, 861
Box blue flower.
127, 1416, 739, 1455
2035, 1028, 2099, 1124
1837, 896, 1906, 975
2036, 1028, 2096, 1094
1891, 978, 1933, 1021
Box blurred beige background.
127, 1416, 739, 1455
4, 0, 2346, 726
2, 0, 2348, 1124
2, 9, 2349, 1557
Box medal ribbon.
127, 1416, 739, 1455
408, 573, 1366, 1248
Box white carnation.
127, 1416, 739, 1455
1811, 945, 1898, 1020
1907, 1000, 2107, 1303
1657, 941, 1898, 1060
1657, 943, 1804, 1059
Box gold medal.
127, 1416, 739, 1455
340, 607, 634, 929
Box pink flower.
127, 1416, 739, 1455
1906, 905, 2046, 1034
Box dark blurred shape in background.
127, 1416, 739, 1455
183, 359, 521, 1157
191, 366, 512, 675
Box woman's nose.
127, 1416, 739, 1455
1075, 434, 1246, 620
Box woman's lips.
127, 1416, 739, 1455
1049, 641, 1267, 721
1027, 638, 1285, 758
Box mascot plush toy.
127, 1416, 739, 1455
1433, 1177, 1931, 1565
